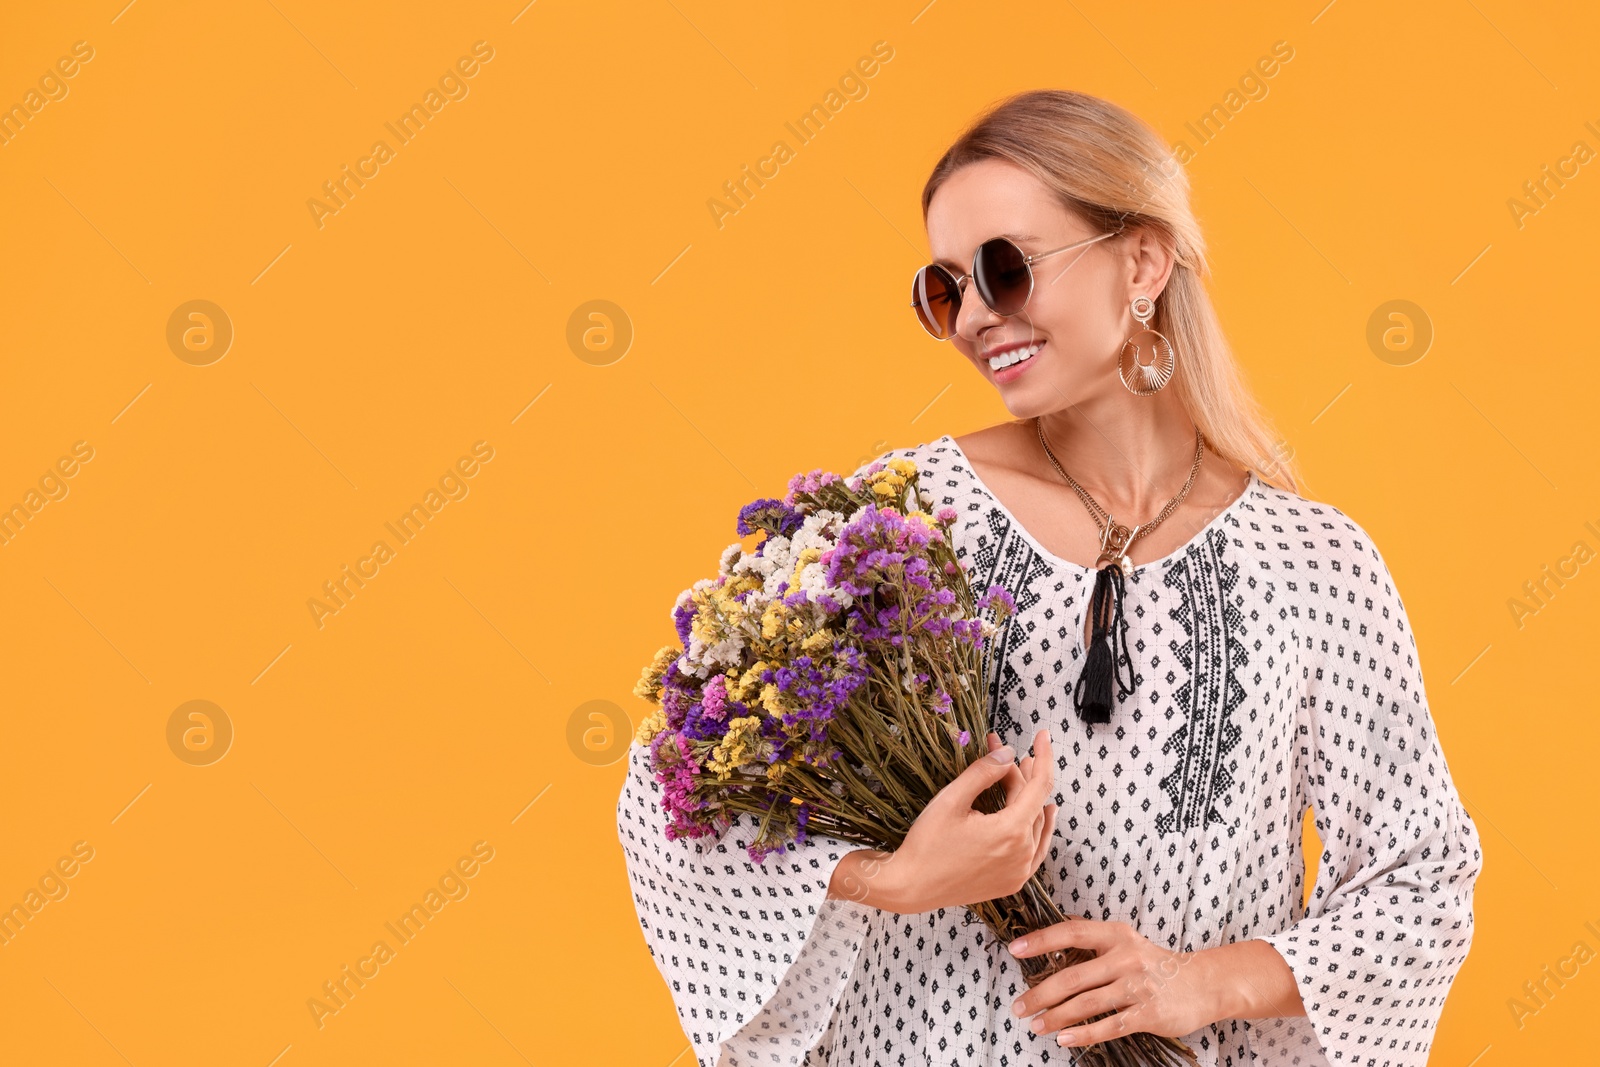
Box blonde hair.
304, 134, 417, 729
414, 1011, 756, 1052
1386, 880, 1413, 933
922, 89, 1302, 493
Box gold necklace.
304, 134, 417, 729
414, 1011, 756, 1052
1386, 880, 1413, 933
1033, 415, 1206, 574
1031, 414, 1207, 725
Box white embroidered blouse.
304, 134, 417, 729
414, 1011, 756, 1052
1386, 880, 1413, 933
616, 434, 1483, 1067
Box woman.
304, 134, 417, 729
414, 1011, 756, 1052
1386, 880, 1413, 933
616, 89, 1483, 1066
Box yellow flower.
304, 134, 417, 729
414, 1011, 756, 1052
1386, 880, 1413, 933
731, 661, 769, 701
688, 593, 722, 645
761, 600, 787, 639
632, 645, 679, 705
634, 707, 668, 745
719, 574, 762, 601
801, 629, 835, 653
706, 715, 763, 779
863, 462, 908, 499
687, 577, 764, 646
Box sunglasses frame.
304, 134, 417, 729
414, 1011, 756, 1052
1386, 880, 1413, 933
910, 230, 1118, 340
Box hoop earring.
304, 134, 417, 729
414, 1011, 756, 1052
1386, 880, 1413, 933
1118, 295, 1175, 395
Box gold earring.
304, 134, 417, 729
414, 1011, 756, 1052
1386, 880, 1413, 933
1118, 295, 1175, 395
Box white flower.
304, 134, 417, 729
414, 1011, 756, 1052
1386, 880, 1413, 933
683, 631, 746, 672
794, 561, 845, 605
788, 511, 843, 558
676, 656, 711, 680
733, 544, 782, 582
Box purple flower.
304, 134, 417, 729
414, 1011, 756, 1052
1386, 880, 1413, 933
662, 680, 693, 730
753, 642, 870, 744
737, 498, 805, 539
672, 600, 696, 646
977, 584, 1016, 618
681, 697, 729, 742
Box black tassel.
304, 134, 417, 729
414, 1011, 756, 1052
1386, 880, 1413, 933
1072, 562, 1136, 724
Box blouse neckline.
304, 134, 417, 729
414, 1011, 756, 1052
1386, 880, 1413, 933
936, 433, 1259, 577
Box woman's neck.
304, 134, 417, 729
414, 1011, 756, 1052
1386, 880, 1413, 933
1031, 389, 1203, 517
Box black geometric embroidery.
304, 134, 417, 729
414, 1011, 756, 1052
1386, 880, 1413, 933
970, 507, 1053, 742
1156, 525, 1247, 837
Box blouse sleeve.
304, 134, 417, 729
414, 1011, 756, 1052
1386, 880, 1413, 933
1249, 516, 1485, 1066
616, 738, 874, 1067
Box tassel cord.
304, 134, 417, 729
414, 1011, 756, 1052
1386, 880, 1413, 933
1072, 563, 1136, 724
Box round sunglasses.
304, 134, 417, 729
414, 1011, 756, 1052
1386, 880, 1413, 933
909, 231, 1117, 340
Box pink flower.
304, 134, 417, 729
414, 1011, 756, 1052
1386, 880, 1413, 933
701, 675, 729, 721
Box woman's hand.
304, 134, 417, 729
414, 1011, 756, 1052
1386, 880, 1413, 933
1006, 919, 1227, 1048
849, 729, 1058, 914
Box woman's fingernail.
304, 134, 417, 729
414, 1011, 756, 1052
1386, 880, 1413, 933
988, 746, 1014, 763
1011, 998, 1025, 1016
1058, 1031, 1077, 1046
1009, 937, 1028, 953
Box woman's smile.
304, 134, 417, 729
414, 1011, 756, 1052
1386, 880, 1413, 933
984, 338, 1046, 383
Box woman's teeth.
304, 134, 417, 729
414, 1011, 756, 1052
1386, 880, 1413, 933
989, 342, 1043, 370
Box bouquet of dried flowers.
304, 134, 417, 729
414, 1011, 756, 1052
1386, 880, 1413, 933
632, 456, 1196, 1067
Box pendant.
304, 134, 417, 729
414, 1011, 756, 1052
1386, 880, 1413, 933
1095, 519, 1139, 574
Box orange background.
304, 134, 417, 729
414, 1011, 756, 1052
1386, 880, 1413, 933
0, 1, 1592, 1063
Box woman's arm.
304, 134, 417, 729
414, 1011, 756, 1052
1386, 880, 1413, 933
827, 848, 910, 910
1247, 512, 1483, 1062
1005, 919, 1309, 1046
617, 741, 874, 1067
826, 731, 1060, 914
1192, 938, 1307, 1020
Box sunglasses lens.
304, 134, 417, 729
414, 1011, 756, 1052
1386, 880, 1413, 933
973, 238, 1031, 316
911, 265, 960, 339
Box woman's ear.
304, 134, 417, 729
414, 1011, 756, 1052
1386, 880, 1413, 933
1124, 225, 1176, 303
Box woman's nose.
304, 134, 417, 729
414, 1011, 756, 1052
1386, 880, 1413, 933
956, 278, 1003, 340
